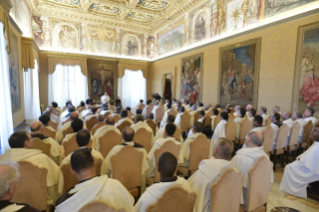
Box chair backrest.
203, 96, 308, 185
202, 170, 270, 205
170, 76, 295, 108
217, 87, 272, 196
62, 125, 73, 140
11, 161, 48, 211
117, 120, 132, 133
62, 118, 71, 126
301, 121, 313, 147
52, 108, 60, 117
193, 111, 200, 124
225, 120, 237, 141
238, 118, 252, 139
33, 137, 51, 157
203, 116, 211, 128
100, 130, 122, 158
214, 116, 221, 130
262, 126, 276, 153
111, 146, 143, 189
103, 111, 112, 119
189, 135, 210, 171
48, 120, 58, 131
109, 106, 116, 112
97, 108, 103, 114
133, 128, 153, 153
173, 127, 182, 141
210, 168, 242, 212
139, 103, 146, 111
246, 156, 273, 212
85, 116, 99, 131
91, 122, 106, 136
78, 107, 85, 114
180, 112, 191, 130
114, 114, 121, 124
147, 104, 154, 117
146, 186, 196, 212
43, 127, 56, 140
61, 162, 78, 192
79, 201, 126, 212
63, 135, 93, 157
274, 124, 290, 150
228, 113, 235, 121
265, 116, 271, 127
155, 107, 164, 122
168, 109, 177, 117
145, 119, 157, 136
288, 122, 301, 147
154, 141, 181, 182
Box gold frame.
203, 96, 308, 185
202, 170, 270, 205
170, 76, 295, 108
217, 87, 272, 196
218, 37, 261, 108
292, 22, 319, 112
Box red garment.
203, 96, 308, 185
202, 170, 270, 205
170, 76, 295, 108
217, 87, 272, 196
188, 92, 198, 103
105, 85, 112, 97
300, 72, 319, 105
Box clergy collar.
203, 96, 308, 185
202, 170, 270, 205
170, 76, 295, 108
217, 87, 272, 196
78, 176, 97, 184
31, 133, 49, 140
121, 142, 144, 148
157, 176, 178, 183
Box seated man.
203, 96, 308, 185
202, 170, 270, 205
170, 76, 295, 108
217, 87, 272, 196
174, 106, 186, 129
131, 114, 155, 146
115, 110, 134, 127
80, 104, 92, 119
93, 116, 121, 151
142, 100, 153, 118
0, 132, 60, 206
188, 138, 235, 212
52, 101, 62, 114
43, 109, 59, 126
61, 105, 76, 125
58, 129, 107, 194
147, 123, 184, 178
109, 106, 121, 117
233, 105, 241, 118
101, 92, 110, 104
242, 115, 266, 148
39, 114, 56, 133
234, 108, 246, 139
0, 161, 41, 212
272, 105, 282, 115
210, 112, 228, 156
154, 115, 183, 142
83, 107, 98, 122
210, 109, 219, 130
137, 99, 145, 111
259, 106, 269, 126
56, 112, 79, 144
104, 127, 148, 177
197, 103, 204, 111
30, 121, 60, 164
126, 107, 134, 119
145, 113, 158, 134
77, 101, 86, 113
135, 152, 192, 212
198, 110, 206, 123
160, 103, 175, 128
100, 104, 110, 116
282, 111, 293, 128
271, 112, 282, 149
248, 108, 256, 121
181, 122, 204, 167
304, 107, 317, 124
55, 148, 134, 212
231, 131, 273, 205
246, 104, 253, 117
60, 102, 72, 118
280, 124, 319, 198
292, 112, 306, 143
136, 108, 142, 115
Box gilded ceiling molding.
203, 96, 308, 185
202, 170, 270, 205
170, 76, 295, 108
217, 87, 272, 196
89, 3, 121, 16
0, 0, 11, 13
46, 0, 81, 8
9, 16, 22, 34
118, 58, 149, 65
47, 52, 88, 60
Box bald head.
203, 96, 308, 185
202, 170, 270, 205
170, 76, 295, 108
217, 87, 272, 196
97, 115, 105, 122
158, 152, 177, 179
123, 127, 135, 142
71, 111, 79, 120
246, 104, 253, 111
282, 111, 292, 120
105, 116, 115, 125
30, 121, 43, 134
245, 131, 264, 147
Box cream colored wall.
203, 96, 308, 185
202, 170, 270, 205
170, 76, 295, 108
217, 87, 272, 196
151, 13, 319, 112
9, 22, 25, 127
38, 52, 49, 108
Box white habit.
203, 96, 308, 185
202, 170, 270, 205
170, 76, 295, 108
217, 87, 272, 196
180, 132, 203, 167
154, 123, 184, 143
210, 120, 227, 157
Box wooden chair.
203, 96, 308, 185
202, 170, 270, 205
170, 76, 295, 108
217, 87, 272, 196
178, 134, 210, 177
117, 120, 133, 133
193, 111, 200, 123
299, 121, 313, 153
180, 112, 191, 133
244, 156, 273, 212
145, 119, 157, 136
52, 108, 60, 117
214, 115, 221, 130
210, 168, 243, 212
78, 107, 85, 114
225, 120, 237, 142
114, 114, 121, 124
91, 122, 106, 136
146, 141, 181, 185
310, 120, 319, 145
62, 118, 71, 126
11, 161, 47, 211
155, 107, 164, 123
265, 117, 271, 127
133, 128, 153, 153
85, 116, 99, 131
286, 122, 301, 163
173, 126, 182, 141
48, 120, 58, 131
271, 124, 290, 171
203, 116, 211, 128
33, 137, 51, 157
167, 109, 177, 117
100, 130, 123, 158
62, 125, 73, 140
63, 135, 93, 157
76, 105, 82, 110
146, 186, 196, 212
139, 103, 146, 111
109, 106, 116, 113
146, 104, 154, 117
43, 127, 56, 140
103, 111, 112, 119
228, 113, 235, 121
235, 118, 252, 145
111, 146, 143, 197
79, 201, 126, 212
97, 108, 103, 114
262, 126, 276, 156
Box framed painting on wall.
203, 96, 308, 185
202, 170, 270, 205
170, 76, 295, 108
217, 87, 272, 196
180, 53, 203, 103
292, 22, 319, 115
9, 31, 21, 113
87, 60, 117, 103
218, 38, 261, 108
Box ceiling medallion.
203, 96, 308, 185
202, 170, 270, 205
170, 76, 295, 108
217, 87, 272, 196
89, 3, 121, 16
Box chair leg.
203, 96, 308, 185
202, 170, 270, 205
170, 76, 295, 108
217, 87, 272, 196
273, 150, 277, 171
281, 150, 285, 168
286, 146, 290, 164
293, 146, 297, 161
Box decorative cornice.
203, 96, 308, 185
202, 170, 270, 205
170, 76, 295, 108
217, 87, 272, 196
9, 16, 23, 34
47, 52, 88, 60
0, 0, 12, 13
118, 58, 149, 65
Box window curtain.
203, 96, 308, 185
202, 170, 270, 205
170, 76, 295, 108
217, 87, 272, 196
23, 60, 41, 122
118, 69, 146, 109
48, 65, 88, 108
0, 22, 13, 153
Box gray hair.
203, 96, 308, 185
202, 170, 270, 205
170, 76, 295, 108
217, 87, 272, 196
0, 161, 21, 199
273, 106, 280, 113
213, 138, 233, 159
248, 131, 264, 147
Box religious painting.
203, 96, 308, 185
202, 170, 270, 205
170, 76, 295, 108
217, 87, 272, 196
292, 22, 319, 115
146, 36, 155, 58
180, 53, 203, 103
87, 27, 115, 54
87, 60, 117, 103
32, 16, 52, 48
122, 34, 140, 57
10, 0, 32, 37
158, 21, 185, 56
265, 0, 316, 18
52, 22, 79, 50
219, 38, 261, 108
193, 10, 209, 42
9, 31, 21, 113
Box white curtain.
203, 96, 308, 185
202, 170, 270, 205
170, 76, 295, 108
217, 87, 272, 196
118, 69, 146, 109
48, 64, 88, 108
23, 60, 41, 122
0, 22, 13, 153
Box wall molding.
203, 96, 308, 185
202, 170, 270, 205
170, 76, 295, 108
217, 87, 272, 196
9, 16, 22, 34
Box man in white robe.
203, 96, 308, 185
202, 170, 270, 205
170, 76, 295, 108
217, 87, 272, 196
39, 114, 57, 139
160, 103, 175, 128
100, 104, 111, 116
0, 132, 60, 206
174, 106, 185, 129
115, 110, 134, 127
248, 108, 256, 122
210, 109, 219, 131
270, 113, 283, 149
80, 105, 92, 120
189, 105, 197, 128
280, 124, 319, 198
304, 107, 317, 124
188, 138, 236, 212
142, 101, 153, 118
245, 104, 253, 117
197, 103, 204, 111
292, 112, 306, 143
131, 115, 155, 146
55, 148, 134, 212
101, 92, 110, 104
231, 131, 274, 205
56, 112, 79, 144
104, 127, 148, 177
30, 121, 60, 164
187, 110, 205, 137
233, 105, 241, 118
234, 108, 246, 139
147, 123, 184, 178
137, 99, 146, 111
154, 115, 183, 142
83, 107, 98, 127
60, 105, 76, 126
210, 112, 228, 156
135, 152, 192, 212
242, 115, 267, 148
259, 106, 269, 126
282, 111, 294, 128
58, 129, 107, 194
